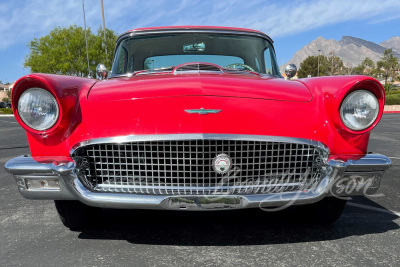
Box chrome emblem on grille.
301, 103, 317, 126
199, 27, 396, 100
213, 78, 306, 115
184, 108, 221, 115
213, 154, 232, 174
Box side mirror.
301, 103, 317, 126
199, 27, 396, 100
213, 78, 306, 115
96, 64, 108, 80
285, 64, 297, 80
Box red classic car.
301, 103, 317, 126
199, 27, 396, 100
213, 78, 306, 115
5, 26, 391, 230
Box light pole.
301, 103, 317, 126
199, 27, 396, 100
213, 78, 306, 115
317, 49, 321, 76
82, 0, 90, 77
101, 0, 108, 64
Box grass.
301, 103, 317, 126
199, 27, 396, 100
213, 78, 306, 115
389, 89, 400, 95
385, 94, 400, 105
0, 108, 13, 114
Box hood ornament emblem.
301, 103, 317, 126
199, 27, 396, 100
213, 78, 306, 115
184, 108, 221, 115
213, 154, 232, 174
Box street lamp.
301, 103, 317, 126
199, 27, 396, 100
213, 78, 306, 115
101, 0, 108, 64
82, 0, 90, 78
317, 49, 321, 76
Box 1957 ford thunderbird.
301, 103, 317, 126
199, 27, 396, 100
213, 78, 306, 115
5, 26, 391, 230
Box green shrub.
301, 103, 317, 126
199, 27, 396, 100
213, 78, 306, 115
0, 108, 13, 114
385, 94, 400, 105
384, 83, 400, 95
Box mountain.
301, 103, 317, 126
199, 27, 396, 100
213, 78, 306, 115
380, 37, 400, 54
281, 36, 400, 72
340, 36, 387, 54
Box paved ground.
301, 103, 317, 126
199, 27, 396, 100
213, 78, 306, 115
384, 105, 400, 112
0, 115, 399, 267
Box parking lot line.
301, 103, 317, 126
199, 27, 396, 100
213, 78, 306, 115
347, 202, 400, 217
0, 120, 18, 124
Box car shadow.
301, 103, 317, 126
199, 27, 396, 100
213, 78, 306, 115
78, 196, 399, 246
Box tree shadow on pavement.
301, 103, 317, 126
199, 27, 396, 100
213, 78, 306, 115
78, 196, 399, 246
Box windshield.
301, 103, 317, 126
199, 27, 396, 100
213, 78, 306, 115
111, 32, 280, 76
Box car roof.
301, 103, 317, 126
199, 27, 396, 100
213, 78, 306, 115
126, 26, 265, 34
118, 26, 273, 43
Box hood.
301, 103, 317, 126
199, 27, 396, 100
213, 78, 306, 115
88, 73, 312, 102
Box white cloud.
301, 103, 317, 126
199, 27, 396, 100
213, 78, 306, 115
1, 0, 400, 51
159, 0, 400, 38
255, 0, 400, 37
0, 0, 136, 50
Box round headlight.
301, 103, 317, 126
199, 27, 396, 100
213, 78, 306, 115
18, 88, 59, 131
340, 90, 379, 131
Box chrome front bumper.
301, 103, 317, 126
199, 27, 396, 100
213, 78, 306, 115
4, 154, 391, 210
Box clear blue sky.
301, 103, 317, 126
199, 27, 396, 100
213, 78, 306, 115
1, 0, 400, 83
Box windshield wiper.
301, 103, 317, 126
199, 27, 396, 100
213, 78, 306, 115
222, 68, 260, 75
153, 66, 175, 71
135, 66, 175, 75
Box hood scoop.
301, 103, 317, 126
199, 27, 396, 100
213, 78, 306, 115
173, 62, 223, 74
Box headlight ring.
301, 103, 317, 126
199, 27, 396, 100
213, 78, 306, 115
17, 88, 59, 131
340, 89, 379, 131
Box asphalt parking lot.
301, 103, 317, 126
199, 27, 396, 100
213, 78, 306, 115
0, 115, 399, 267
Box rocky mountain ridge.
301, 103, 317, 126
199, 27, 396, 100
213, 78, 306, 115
281, 36, 400, 71
380, 37, 400, 54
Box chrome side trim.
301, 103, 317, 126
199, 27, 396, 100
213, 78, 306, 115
70, 133, 330, 156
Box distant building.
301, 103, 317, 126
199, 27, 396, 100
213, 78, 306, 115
6, 82, 15, 91
0, 91, 7, 101
2, 82, 15, 91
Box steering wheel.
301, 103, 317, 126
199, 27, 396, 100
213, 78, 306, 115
225, 63, 255, 72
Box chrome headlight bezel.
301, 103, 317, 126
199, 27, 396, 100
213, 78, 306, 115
340, 89, 379, 131
17, 88, 60, 131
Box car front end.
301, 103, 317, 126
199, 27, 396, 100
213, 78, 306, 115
4, 26, 392, 229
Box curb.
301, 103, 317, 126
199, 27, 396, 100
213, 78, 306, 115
383, 111, 400, 114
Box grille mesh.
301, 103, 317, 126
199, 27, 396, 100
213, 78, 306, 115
74, 139, 325, 195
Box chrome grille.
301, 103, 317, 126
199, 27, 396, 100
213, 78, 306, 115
73, 139, 325, 195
